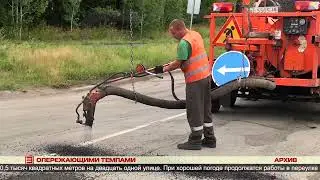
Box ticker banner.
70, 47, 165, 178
0, 164, 319, 172
0, 156, 319, 165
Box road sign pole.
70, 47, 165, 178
187, 0, 201, 29
190, 0, 195, 29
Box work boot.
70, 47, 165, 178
202, 137, 216, 148
177, 137, 202, 150
202, 126, 216, 148
177, 131, 202, 150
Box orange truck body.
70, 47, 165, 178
206, 0, 320, 101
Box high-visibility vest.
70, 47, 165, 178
180, 30, 211, 84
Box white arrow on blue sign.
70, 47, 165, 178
212, 51, 251, 86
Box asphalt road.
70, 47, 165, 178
0, 71, 319, 180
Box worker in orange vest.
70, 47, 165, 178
155, 19, 216, 150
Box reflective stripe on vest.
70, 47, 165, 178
181, 53, 208, 69
185, 64, 209, 80
180, 31, 210, 83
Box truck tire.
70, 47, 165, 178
220, 90, 237, 108
211, 80, 221, 113
211, 99, 221, 113
230, 90, 238, 107
230, 96, 237, 107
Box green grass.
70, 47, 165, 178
0, 25, 225, 91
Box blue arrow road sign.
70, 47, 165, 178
212, 51, 250, 86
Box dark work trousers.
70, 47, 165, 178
185, 76, 215, 140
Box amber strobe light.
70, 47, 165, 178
212, 2, 234, 13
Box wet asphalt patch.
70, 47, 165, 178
43, 144, 121, 156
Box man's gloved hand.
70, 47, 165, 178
154, 65, 164, 74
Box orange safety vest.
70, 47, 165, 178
180, 30, 211, 84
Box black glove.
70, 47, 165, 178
154, 65, 164, 74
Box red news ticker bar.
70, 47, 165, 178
35, 157, 137, 163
